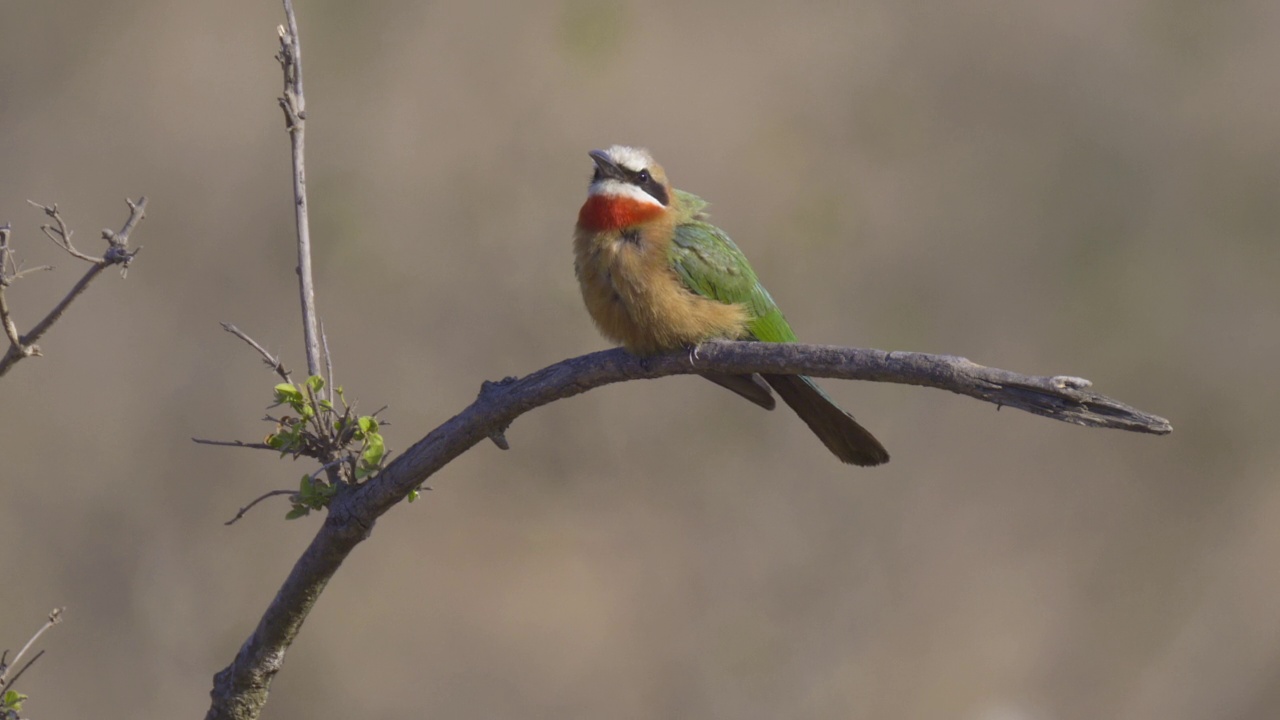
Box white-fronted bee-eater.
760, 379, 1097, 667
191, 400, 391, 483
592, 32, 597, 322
573, 145, 889, 466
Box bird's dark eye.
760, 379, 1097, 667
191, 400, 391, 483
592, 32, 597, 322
592, 168, 603, 182
636, 170, 650, 183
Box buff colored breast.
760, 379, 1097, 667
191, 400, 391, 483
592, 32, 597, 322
573, 219, 750, 355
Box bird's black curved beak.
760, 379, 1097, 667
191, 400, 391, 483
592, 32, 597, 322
588, 149, 625, 181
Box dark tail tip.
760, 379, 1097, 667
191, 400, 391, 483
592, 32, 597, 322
763, 374, 890, 467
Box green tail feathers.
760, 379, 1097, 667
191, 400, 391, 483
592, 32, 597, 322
763, 374, 889, 467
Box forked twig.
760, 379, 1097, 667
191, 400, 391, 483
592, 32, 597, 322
1, 608, 64, 693
0, 198, 146, 377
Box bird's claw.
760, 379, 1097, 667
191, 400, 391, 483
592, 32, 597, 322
687, 343, 703, 366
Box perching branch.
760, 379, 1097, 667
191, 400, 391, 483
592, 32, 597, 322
0, 198, 146, 377
204, 340, 1170, 719
276, 0, 322, 384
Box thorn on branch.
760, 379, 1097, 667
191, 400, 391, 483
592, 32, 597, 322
488, 428, 511, 450
480, 376, 518, 399
480, 379, 518, 448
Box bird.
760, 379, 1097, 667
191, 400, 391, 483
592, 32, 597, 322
573, 145, 889, 466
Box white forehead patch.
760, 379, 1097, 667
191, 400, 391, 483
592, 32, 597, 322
588, 178, 665, 207
602, 145, 654, 172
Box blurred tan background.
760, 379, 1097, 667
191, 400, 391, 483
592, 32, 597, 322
1, 0, 1276, 717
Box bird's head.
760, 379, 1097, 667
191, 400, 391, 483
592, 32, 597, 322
577, 145, 673, 233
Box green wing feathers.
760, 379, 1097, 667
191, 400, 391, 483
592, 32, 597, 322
668, 194, 796, 343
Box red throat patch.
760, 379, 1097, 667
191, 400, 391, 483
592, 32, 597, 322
577, 195, 665, 233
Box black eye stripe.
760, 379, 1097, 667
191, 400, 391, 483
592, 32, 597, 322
644, 179, 669, 206
625, 167, 668, 206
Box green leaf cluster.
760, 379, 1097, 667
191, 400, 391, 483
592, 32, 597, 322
262, 376, 389, 520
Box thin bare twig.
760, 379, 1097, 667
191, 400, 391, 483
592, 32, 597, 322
0, 198, 146, 377
0, 228, 54, 284
7, 265, 54, 281
310, 455, 351, 479
225, 489, 296, 526
4, 650, 45, 693
192, 438, 277, 451
0, 225, 12, 274
320, 319, 333, 394
277, 0, 322, 385
221, 323, 291, 381
0, 225, 25, 349
0, 291, 20, 351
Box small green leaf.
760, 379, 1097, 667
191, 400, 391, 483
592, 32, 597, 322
273, 383, 302, 403
268, 426, 299, 451
306, 375, 325, 393
3, 690, 27, 711
407, 488, 419, 502
361, 434, 385, 465
358, 416, 378, 435
285, 506, 309, 520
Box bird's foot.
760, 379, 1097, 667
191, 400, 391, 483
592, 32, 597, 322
686, 342, 704, 367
